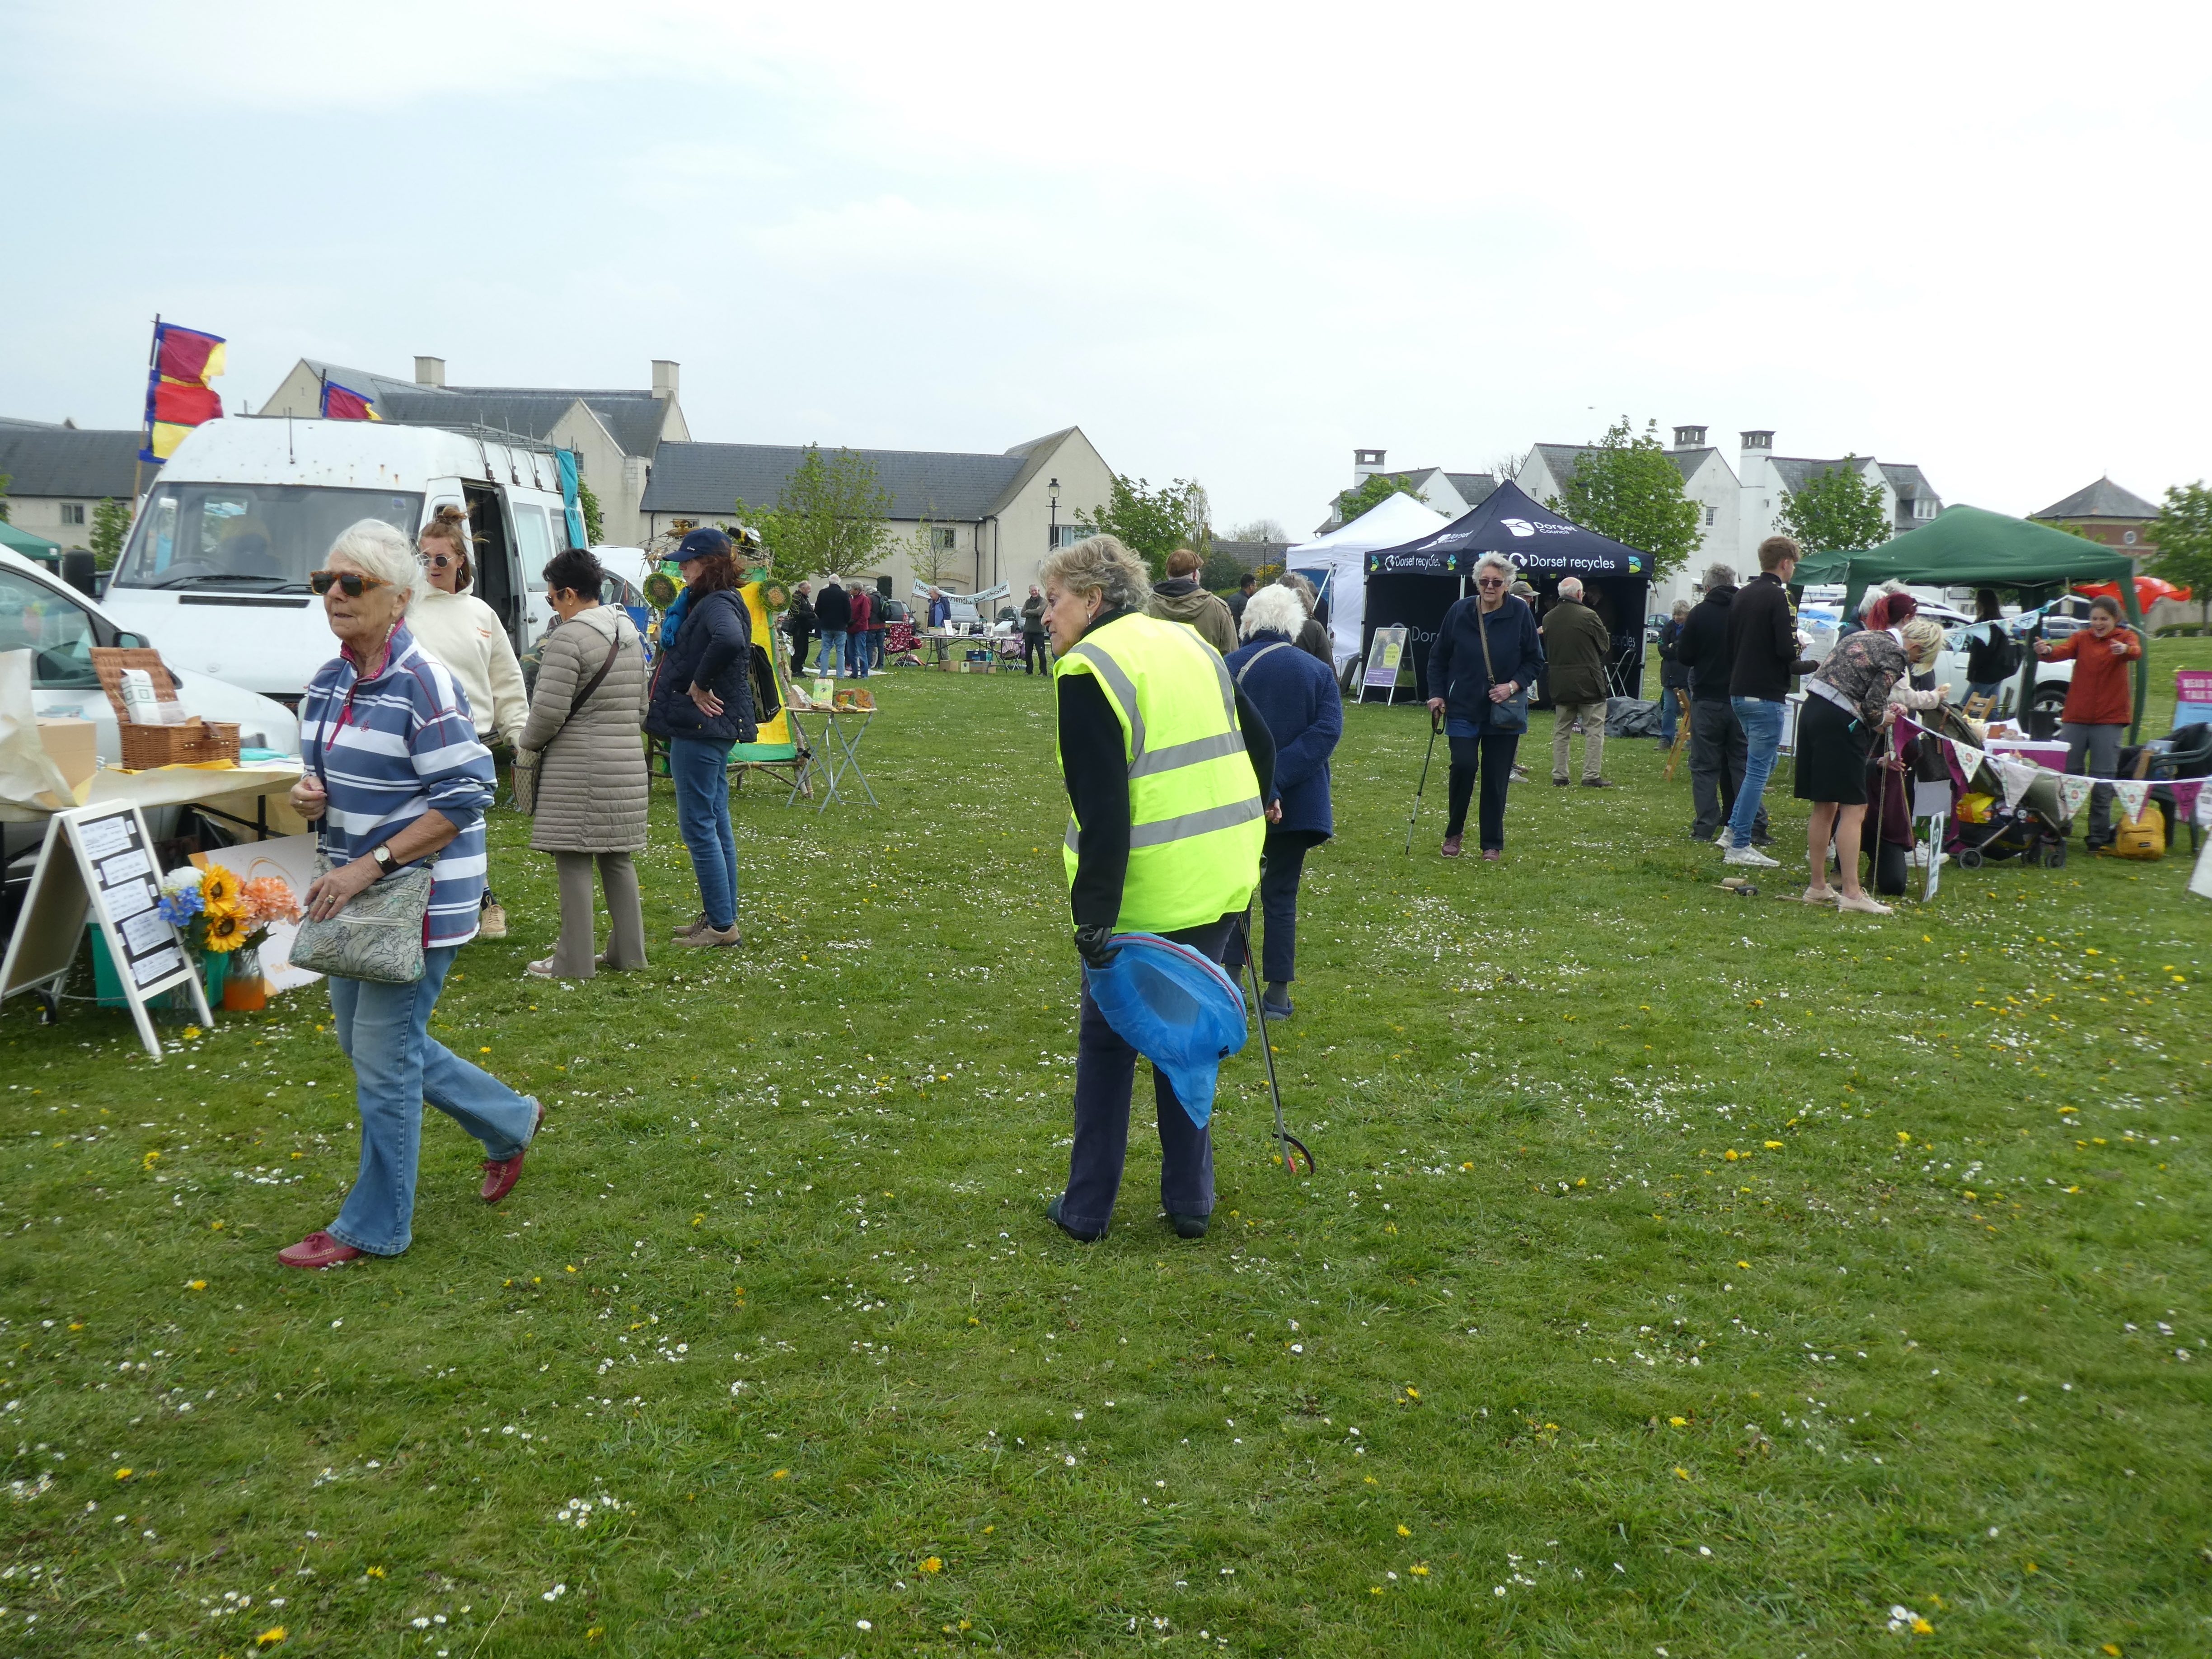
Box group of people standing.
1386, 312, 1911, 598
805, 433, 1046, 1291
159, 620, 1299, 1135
783, 575, 886, 678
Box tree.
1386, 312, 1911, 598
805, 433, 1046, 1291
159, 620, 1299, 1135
1200, 549, 1248, 592
1332, 472, 1423, 528
911, 509, 959, 588
1773, 455, 1891, 557
1550, 417, 1704, 580
0, 473, 11, 523
2148, 481, 2212, 627
1077, 475, 1210, 579
576, 477, 605, 546
2028, 516, 2096, 540
89, 498, 131, 570
736, 445, 896, 586
1224, 517, 1287, 545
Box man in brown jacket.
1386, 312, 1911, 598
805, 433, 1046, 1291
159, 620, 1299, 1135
1541, 576, 1616, 787
1145, 548, 1238, 657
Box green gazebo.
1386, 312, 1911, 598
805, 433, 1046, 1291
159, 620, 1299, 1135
1794, 506, 2147, 737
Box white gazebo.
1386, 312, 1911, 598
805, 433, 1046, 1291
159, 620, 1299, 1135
1283, 492, 1450, 671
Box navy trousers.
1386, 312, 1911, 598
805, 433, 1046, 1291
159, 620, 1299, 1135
1223, 834, 1313, 985
1058, 913, 1235, 1238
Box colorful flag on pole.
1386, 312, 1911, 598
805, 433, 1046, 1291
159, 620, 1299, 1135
140, 320, 227, 463
320, 380, 381, 422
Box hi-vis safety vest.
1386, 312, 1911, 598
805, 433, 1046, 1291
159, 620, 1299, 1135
1056, 611, 1265, 933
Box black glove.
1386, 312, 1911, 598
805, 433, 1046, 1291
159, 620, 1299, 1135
1073, 925, 1119, 970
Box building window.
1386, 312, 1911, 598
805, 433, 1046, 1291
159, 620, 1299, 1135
2123, 529, 2137, 545
60, 503, 87, 526
930, 526, 956, 552
1913, 497, 1936, 520
1704, 505, 1716, 526
1050, 524, 1087, 549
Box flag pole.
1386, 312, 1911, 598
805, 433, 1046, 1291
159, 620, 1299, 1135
134, 314, 162, 495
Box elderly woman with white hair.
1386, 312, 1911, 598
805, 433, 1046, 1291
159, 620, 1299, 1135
1275, 571, 1335, 663
1424, 552, 1543, 860
1223, 585, 1343, 1019
275, 518, 543, 1272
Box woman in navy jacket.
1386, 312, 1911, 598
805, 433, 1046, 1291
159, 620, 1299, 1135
1223, 585, 1343, 1019
1425, 553, 1543, 861
644, 528, 758, 947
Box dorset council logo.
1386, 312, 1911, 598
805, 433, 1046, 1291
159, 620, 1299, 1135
1501, 517, 1535, 538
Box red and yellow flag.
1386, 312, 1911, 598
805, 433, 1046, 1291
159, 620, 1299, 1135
140, 321, 226, 462
320, 380, 381, 422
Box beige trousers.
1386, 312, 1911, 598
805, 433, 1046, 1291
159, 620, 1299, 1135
550, 850, 646, 978
1551, 699, 1608, 783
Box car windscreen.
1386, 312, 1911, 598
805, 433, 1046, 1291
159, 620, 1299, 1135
112, 483, 424, 592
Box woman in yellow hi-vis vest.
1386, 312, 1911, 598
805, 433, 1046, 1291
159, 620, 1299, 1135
1038, 535, 1277, 1243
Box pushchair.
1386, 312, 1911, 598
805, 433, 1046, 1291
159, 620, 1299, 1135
1912, 703, 2071, 871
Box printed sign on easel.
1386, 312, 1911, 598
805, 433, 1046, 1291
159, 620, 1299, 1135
1361, 625, 1408, 703
0, 803, 211, 1060
1922, 815, 1945, 903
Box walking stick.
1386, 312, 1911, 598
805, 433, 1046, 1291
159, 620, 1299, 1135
1663, 689, 1692, 782
1405, 708, 1442, 854
1234, 906, 1313, 1178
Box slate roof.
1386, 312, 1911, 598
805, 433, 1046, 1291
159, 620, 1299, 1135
298, 362, 678, 457
1878, 461, 1936, 504
1532, 442, 1711, 489
1444, 472, 1498, 507
2035, 476, 2158, 521
642, 430, 1075, 521
0, 428, 152, 499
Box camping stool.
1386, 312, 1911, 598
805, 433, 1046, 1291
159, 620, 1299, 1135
785, 701, 878, 812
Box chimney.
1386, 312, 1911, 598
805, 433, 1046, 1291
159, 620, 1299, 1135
414, 356, 446, 388
1739, 429, 1773, 454
1353, 448, 1386, 483
651, 360, 680, 401
1673, 425, 1707, 449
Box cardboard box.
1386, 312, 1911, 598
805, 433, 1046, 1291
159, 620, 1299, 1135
36, 717, 97, 797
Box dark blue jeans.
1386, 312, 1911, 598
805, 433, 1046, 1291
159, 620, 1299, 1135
1223, 835, 1311, 985
1058, 913, 1235, 1238
669, 736, 737, 930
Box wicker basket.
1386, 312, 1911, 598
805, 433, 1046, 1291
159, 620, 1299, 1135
90, 647, 243, 770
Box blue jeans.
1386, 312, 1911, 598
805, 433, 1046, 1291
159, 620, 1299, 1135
869, 631, 886, 670
844, 628, 869, 677
670, 736, 738, 930
1726, 697, 1786, 848
1657, 685, 1682, 746
815, 629, 846, 673
327, 945, 537, 1256
1058, 914, 1234, 1237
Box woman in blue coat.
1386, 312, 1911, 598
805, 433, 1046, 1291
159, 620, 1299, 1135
1222, 585, 1344, 1020
643, 528, 758, 948
1425, 552, 1543, 861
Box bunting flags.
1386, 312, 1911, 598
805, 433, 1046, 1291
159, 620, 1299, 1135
2112, 779, 2151, 825
320, 378, 380, 422
139, 319, 227, 462
2053, 774, 2095, 822
1995, 759, 2038, 812
2173, 778, 2206, 827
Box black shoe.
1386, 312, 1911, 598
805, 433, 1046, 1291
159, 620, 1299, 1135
1045, 1194, 1103, 1243
1167, 1211, 1209, 1239
1553, 777, 1572, 787
1580, 778, 1617, 788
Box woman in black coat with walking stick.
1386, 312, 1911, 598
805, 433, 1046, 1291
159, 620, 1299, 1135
1424, 552, 1543, 862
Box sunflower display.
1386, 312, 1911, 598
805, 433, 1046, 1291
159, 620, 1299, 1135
202, 908, 250, 954
154, 863, 302, 965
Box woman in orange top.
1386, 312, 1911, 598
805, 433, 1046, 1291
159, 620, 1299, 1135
2035, 594, 2142, 848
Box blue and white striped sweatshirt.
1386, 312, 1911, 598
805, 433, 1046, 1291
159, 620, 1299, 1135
300, 622, 496, 950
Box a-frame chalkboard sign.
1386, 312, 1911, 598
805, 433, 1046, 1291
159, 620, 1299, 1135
0, 803, 212, 1059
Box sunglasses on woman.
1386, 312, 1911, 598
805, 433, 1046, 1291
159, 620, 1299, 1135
309, 569, 390, 597
419, 553, 458, 570
1476, 575, 1508, 587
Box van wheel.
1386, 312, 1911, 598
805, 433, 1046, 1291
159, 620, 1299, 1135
2027, 685, 2068, 740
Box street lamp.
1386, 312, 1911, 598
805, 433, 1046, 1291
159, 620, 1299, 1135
1048, 478, 1059, 553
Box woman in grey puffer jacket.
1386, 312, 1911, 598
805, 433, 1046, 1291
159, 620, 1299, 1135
520, 547, 651, 979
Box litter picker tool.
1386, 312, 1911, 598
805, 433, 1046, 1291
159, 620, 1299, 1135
1404, 708, 1442, 854
1233, 904, 1314, 1177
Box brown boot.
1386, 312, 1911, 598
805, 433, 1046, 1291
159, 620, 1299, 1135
679, 921, 743, 949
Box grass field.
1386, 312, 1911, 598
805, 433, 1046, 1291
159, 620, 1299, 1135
5, 646, 2211, 1657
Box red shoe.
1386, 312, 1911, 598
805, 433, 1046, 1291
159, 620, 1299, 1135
481, 1100, 546, 1204
277, 1230, 365, 1271
1439, 835, 1464, 858
1481, 848, 1503, 862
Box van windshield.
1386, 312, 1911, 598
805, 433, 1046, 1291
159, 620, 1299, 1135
112, 483, 424, 592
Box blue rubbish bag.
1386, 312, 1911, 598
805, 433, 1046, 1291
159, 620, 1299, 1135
1083, 933, 1249, 1129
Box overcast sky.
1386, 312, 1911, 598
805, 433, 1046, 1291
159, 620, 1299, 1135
6, 1, 2207, 534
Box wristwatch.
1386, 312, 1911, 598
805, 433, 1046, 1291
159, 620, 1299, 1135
370, 844, 396, 875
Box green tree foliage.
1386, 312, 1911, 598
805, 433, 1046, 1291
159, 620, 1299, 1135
89, 498, 131, 570
1332, 473, 1423, 528
2029, 517, 2097, 540
1774, 456, 1892, 556
1200, 549, 1247, 592
736, 445, 896, 586
1550, 417, 1705, 580
2148, 481, 2212, 626
576, 477, 605, 546
0, 472, 11, 523
1077, 475, 1210, 580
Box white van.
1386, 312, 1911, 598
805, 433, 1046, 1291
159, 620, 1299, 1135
103, 417, 570, 703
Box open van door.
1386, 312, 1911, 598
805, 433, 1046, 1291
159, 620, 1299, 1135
463, 483, 522, 649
